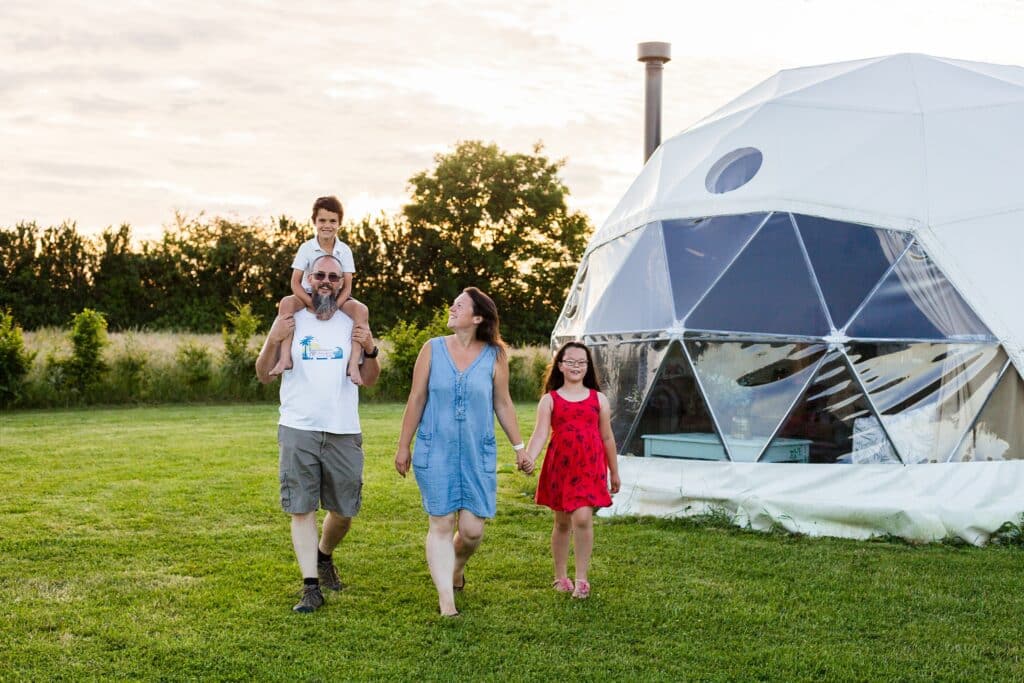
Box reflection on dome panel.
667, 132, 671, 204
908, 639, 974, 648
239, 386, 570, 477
584, 223, 674, 334
846, 342, 1006, 463
846, 243, 994, 340
662, 213, 767, 321
770, 350, 900, 464
686, 339, 828, 462
551, 256, 589, 339
625, 341, 725, 460
589, 338, 671, 449
792, 214, 911, 329
685, 213, 830, 336
950, 364, 1024, 462
576, 229, 643, 331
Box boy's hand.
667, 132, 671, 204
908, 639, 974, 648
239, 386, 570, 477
353, 324, 375, 353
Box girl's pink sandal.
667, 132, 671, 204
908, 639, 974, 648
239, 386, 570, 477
552, 577, 574, 592
571, 580, 590, 599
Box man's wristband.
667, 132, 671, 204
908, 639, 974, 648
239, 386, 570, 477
363, 345, 380, 359
512, 443, 525, 451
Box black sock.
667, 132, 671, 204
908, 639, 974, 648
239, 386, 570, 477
317, 549, 332, 563
304, 577, 319, 587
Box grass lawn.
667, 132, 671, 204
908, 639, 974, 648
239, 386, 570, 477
1, 403, 1022, 681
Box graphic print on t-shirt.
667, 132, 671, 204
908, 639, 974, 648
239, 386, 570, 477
298, 335, 344, 361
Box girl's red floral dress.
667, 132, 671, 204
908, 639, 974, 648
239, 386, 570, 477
535, 389, 612, 512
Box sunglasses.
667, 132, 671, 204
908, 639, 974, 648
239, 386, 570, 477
311, 271, 342, 283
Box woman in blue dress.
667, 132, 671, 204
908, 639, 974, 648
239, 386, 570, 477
395, 287, 526, 617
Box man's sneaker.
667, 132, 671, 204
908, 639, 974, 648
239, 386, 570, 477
293, 585, 325, 613
317, 559, 343, 592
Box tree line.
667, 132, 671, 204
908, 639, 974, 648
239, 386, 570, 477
0, 141, 592, 345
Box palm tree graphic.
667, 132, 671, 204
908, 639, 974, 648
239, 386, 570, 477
299, 336, 315, 360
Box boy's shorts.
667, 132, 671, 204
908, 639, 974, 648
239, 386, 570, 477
277, 426, 363, 516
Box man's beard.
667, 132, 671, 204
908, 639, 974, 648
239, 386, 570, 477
312, 290, 338, 319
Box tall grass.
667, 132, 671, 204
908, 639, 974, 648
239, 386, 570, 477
15, 329, 551, 408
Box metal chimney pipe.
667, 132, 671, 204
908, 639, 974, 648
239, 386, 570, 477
637, 42, 672, 163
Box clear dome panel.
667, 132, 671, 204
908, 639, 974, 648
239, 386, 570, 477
589, 337, 672, 450
584, 223, 674, 334
625, 340, 725, 460
769, 350, 900, 464
662, 213, 767, 322
686, 339, 827, 462
791, 214, 911, 329
686, 213, 830, 337
574, 229, 643, 333
846, 342, 1006, 463
846, 243, 994, 341
950, 364, 1024, 462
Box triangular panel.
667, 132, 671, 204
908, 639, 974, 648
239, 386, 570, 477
770, 350, 900, 463
625, 341, 726, 460
686, 339, 827, 461
576, 228, 643, 330
589, 337, 672, 451
846, 243, 993, 340
950, 365, 1024, 462
846, 342, 1006, 463
585, 223, 675, 334
686, 213, 830, 336
792, 214, 911, 329
662, 213, 767, 322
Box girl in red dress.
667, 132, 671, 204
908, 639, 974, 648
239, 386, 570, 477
519, 341, 620, 599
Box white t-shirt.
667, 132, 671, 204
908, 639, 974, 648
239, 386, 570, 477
279, 309, 360, 434
291, 237, 355, 275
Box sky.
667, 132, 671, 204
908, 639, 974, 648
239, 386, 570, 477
3, 0, 1023, 240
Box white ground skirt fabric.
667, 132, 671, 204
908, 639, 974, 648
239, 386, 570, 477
602, 457, 1024, 546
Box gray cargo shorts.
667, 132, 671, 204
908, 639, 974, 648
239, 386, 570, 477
278, 425, 364, 516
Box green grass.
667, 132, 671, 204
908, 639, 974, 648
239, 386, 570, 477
1, 404, 1022, 681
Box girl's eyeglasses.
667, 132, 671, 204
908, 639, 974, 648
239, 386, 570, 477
560, 360, 588, 369
312, 271, 342, 283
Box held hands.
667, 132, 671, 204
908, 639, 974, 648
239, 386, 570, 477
516, 451, 535, 475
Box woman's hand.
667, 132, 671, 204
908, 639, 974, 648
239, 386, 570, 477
395, 446, 412, 478
517, 453, 535, 475
609, 471, 621, 494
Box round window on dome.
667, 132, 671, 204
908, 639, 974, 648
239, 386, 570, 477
705, 147, 763, 194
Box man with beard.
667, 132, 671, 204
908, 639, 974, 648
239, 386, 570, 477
256, 253, 381, 613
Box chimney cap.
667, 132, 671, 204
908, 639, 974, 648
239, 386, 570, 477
637, 42, 672, 63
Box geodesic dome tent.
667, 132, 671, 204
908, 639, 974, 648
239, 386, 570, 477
552, 54, 1024, 543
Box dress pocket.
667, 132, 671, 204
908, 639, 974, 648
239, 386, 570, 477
413, 429, 432, 470
481, 434, 497, 473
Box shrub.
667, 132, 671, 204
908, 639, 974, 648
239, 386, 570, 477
108, 333, 149, 402
379, 308, 449, 399
219, 301, 261, 398
509, 349, 550, 401
0, 310, 36, 407
56, 309, 109, 401
176, 341, 214, 389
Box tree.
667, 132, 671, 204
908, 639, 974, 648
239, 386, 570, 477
402, 141, 591, 345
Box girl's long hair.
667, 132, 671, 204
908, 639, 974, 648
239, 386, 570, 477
463, 286, 506, 358
543, 341, 601, 393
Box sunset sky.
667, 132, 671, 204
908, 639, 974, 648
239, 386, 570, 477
3, 0, 1022, 239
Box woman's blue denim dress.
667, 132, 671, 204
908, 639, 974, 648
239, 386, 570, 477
413, 337, 498, 518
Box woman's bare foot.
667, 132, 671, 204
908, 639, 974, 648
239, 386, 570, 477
269, 358, 292, 377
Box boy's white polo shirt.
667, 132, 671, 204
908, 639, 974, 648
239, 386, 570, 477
292, 237, 355, 275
